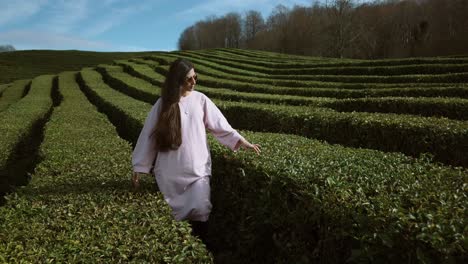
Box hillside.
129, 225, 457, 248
0, 48, 467, 263
0, 49, 157, 84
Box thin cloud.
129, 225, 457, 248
80, 0, 157, 37
0, 29, 156, 51
3, 0, 158, 38
0, 30, 110, 50
102, 0, 125, 5
176, 0, 313, 19
37, 0, 89, 34
0, 0, 48, 27
1, 0, 320, 51
0, 0, 160, 51
176, 0, 267, 17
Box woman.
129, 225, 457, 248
131, 58, 260, 242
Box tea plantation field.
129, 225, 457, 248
0, 48, 467, 263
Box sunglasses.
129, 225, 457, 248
185, 74, 198, 83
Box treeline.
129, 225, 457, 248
178, 0, 468, 59
0, 45, 15, 52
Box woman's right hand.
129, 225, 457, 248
132, 172, 140, 189
236, 138, 261, 155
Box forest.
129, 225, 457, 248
178, 0, 468, 59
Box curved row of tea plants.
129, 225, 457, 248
76, 67, 466, 263
0, 75, 53, 196
208, 131, 467, 263
189, 51, 468, 76
0, 79, 31, 112
0, 83, 11, 95
123, 59, 468, 99
101, 63, 334, 107
97, 62, 468, 166
174, 50, 468, 76
215, 100, 468, 167
211, 48, 328, 64
95, 64, 160, 104
0, 71, 212, 263
323, 97, 468, 120
212, 48, 468, 68
114, 60, 468, 120
148, 54, 468, 88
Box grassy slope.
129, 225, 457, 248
0, 50, 157, 84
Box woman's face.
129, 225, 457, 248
182, 68, 197, 93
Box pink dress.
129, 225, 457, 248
132, 91, 244, 221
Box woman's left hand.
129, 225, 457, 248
132, 172, 140, 189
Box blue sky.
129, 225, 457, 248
0, 0, 321, 52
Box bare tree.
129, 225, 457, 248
178, 26, 197, 50
266, 4, 290, 53
351, 2, 396, 58
224, 12, 242, 48
284, 6, 320, 55
324, 0, 357, 58
424, 0, 468, 56
244, 10, 265, 48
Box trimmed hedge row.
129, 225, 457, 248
170, 59, 468, 100
124, 59, 468, 99
0, 75, 53, 196
114, 60, 468, 119
208, 131, 467, 263
114, 60, 163, 86
129, 58, 160, 67
205, 49, 360, 66
215, 50, 468, 76
176, 51, 362, 70
95, 64, 160, 104
76, 68, 150, 144
169, 53, 468, 84
213, 48, 358, 63
111, 61, 335, 107
70, 69, 467, 262
284, 95, 467, 121
214, 48, 320, 63
212, 48, 468, 68
167, 52, 269, 77
207, 92, 468, 121
102, 61, 468, 166
174, 50, 468, 76
212, 48, 323, 63
324, 97, 468, 120
0, 83, 11, 95
0, 79, 31, 112
196, 85, 333, 106
0, 71, 213, 263
149, 55, 465, 90
213, 100, 468, 167
178, 51, 468, 85
207, 50, 315, 65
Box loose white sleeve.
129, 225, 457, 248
132, 99, 161, 173
203, 96, 244, 151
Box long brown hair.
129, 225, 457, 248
152, 58, 194, 152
